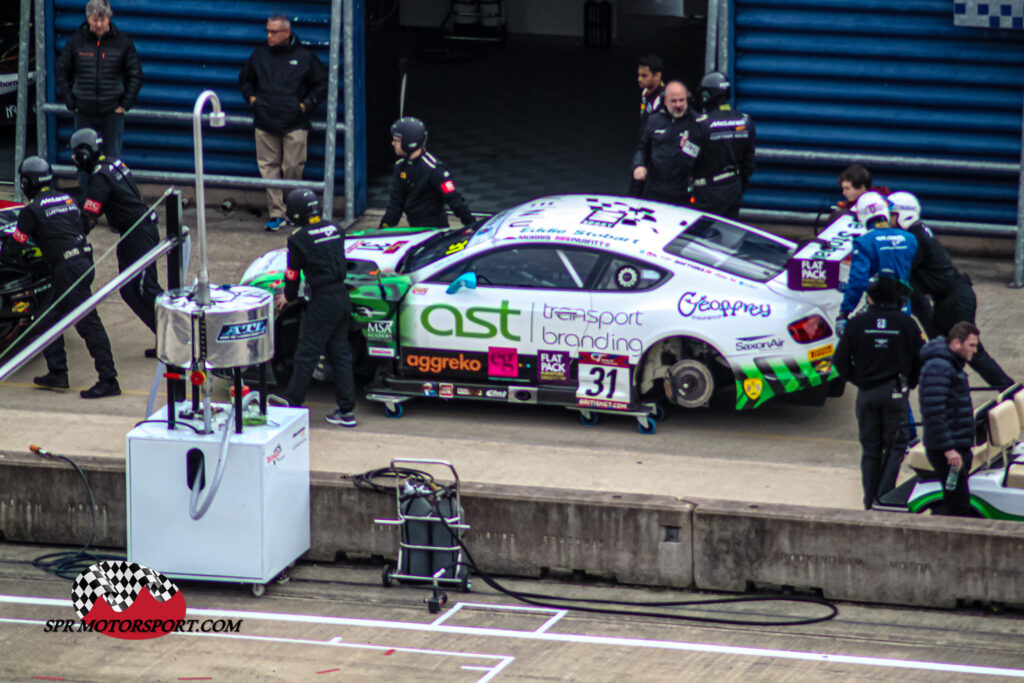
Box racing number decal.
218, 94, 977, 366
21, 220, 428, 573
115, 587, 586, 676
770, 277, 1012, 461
584, 366, 619, 398
576, 352, 630, 410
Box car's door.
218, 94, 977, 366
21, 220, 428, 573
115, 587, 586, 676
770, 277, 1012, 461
397, 244, 600, 385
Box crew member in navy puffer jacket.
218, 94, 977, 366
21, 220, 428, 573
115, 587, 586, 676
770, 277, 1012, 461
918, 322, 980, 516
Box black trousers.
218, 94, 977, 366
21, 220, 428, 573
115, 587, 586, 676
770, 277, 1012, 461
286, 285, 356, 413
691, 177, 743, 220
855, 382, 908, 509
930, 281, 1013, 390
116, 221, 163, 333
925, 447, 974, 516
41, 256, 117, 382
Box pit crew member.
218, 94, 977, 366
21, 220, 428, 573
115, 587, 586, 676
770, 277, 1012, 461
380, 117, 475, 229
14, 157, 120, 398
632, 81, 705, 206
690, 71, 755, 219
629, 53, 666, 198
274, 188, 357, 427
71, 127, 163, 353
834, 271, 923, 510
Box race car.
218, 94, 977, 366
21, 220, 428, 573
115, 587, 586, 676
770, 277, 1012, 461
241, 194, 865, 432
0, 201, 53, 358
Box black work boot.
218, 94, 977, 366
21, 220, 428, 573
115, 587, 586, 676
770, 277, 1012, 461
33, 372, 70, 389
80, 378, 121, 399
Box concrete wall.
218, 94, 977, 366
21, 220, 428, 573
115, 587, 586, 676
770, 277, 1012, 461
3, 452, 1024, 608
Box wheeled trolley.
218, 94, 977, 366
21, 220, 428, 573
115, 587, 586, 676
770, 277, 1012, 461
375, 459, 472, 595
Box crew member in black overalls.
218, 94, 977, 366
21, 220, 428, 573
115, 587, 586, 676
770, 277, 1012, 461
632, 81, 704, 206
380, 117, 475, 228
690, 71, 756, 219
14, 156, 119, 398
274, 188, 357, 427
71, 127, 163, 356
888, 191, 1014, 390
834, 271, 923, 509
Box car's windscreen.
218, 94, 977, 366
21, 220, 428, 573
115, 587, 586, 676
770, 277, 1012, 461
400, 223, 482, 273
664, 217, 794, 282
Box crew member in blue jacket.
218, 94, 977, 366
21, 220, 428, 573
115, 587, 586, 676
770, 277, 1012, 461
838, 191, 917, 331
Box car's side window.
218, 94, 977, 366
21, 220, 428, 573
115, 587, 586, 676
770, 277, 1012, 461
591, 255, 668, 291
430, 246, 588, 289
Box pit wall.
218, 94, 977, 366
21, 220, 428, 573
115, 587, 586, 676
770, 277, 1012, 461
2, 451, 1022, 609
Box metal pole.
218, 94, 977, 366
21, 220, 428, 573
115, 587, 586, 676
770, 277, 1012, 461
717, 0, 729, 78
0, 238, 177, 382
323, 0, 342, 220
1012, 92, 1024, 288
14, 0, 32, 202
757, 147, 1017, 174
344, 0, 356, 224
40, 103, 348, 132
705, 0, 719, 75
191, 90, 226, 307
34, 0, 47, 160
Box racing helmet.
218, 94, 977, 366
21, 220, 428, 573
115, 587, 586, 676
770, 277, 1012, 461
390, 117, 427, 155
18, 156, 54, 200
853, 191, 890, 228
866, 269, 911, 305
887, 191, 921, 230
698, 71, 731, 111
69, 127, 104, 173
285, 188, 321, 225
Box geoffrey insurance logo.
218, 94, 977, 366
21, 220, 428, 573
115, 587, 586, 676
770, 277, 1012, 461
69, 561, 186, 640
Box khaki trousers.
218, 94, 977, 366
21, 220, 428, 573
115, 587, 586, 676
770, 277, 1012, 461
255, 128, 309, 218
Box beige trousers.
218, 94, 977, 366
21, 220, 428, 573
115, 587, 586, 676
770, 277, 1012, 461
255, 128, 309, 218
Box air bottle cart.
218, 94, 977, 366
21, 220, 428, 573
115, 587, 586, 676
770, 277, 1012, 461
375, 459, 471, 605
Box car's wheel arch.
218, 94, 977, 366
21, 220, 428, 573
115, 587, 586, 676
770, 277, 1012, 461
635, 333, 732, 403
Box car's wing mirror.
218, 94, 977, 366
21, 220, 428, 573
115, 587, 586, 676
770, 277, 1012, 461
445, 271, 477, 294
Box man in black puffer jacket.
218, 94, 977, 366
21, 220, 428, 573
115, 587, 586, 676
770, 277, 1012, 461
55, 0, 142, 182
918, 322, 980, 516
239, 14, 328, 231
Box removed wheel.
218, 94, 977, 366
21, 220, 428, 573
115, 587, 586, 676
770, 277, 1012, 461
665, 358, 715, 408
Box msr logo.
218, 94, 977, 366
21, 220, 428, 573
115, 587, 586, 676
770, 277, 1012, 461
421, 301, 521, 340
218, 319, 268, 341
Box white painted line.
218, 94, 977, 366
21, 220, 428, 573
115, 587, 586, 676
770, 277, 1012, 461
430, 601, 463, 627
534, 611, 568, 634
3, 594, 1024, 678
451, 602, 563, 614
0, 614, 515, 683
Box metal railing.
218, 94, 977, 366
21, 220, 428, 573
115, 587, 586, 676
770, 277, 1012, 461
14, 0, 355, 224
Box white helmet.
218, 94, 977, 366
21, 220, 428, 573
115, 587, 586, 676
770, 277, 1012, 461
853, 191, 890, 228
887, 191, 920, 230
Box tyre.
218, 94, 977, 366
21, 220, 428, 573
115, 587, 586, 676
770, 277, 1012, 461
385, 404, 404, 418
665, 358, 715, 408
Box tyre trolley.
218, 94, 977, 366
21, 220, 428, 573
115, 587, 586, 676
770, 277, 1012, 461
375, 459, 471, 609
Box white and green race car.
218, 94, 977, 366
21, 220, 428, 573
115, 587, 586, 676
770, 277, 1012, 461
241, 194, 865, 432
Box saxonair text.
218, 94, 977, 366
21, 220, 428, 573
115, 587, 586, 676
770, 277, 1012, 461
43, 618, 243, 633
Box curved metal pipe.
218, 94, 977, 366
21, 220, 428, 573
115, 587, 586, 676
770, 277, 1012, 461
192, 90, 226, 307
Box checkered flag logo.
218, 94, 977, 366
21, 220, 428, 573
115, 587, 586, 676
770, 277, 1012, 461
72, 560, 179, 619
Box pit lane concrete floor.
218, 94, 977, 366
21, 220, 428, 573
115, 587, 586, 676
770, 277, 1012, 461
2, 544, 1024, 682
1, 207, 1022, 509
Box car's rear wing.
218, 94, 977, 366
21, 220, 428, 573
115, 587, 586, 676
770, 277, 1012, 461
784, 214, 866, 291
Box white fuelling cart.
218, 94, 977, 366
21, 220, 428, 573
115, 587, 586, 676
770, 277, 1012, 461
126, 91, 309, 596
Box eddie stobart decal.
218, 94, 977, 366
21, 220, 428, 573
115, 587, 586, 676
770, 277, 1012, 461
677, 292, 771, 320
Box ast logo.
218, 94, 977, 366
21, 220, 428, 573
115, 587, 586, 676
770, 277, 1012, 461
217, 319, 267, 341
421, 301, 521, 341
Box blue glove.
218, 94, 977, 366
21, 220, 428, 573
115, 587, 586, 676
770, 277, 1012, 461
836, 315, 848, 336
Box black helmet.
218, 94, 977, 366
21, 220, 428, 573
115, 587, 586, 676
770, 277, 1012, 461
285, 188, 321, 225
18, 156, 54, 200
390, 117, 427, 155
866, 269, 910, 305
698, 71, 731, 111
69, 127, 104, 173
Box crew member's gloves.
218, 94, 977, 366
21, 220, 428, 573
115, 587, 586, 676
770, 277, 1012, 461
836, 313, 848, 336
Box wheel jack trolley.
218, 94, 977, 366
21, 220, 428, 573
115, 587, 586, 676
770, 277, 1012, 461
375, 459, 472, 598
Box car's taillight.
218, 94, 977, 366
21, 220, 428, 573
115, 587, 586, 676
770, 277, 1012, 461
788, 315, 832, 343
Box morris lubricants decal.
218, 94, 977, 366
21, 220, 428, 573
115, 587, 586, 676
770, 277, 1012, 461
217, 319, 268, 341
